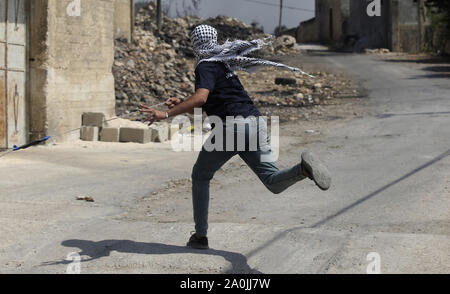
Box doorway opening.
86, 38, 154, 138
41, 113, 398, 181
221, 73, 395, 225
0, 0, 28, 149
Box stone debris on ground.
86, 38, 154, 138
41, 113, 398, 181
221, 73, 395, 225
76, 196, 95, 202
272, 35, 300, 55
239, 69, 362, 109
364, 48, 391, 54
113, 1, 363, 124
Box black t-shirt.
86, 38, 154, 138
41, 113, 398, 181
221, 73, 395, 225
195, 61, 262, 119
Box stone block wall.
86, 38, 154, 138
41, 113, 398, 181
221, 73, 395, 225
29, 0, 116, 141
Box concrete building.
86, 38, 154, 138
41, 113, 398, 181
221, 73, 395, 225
296, 0, 349, 44
297, 0, 426, 53
348, 0, 425, 53
0, 0, 134, 149
297, 17, 319, 43
316, 0, 350, 43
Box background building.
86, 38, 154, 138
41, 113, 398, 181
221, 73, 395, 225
297, 0, 427, 53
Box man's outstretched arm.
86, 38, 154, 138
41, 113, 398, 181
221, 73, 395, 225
139, 88, 209, 125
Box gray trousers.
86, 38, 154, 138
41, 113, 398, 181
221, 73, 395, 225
191, 117, 306, 236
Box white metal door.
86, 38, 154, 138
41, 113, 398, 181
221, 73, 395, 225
0, 0, 27, 149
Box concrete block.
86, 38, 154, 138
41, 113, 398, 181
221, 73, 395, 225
80, 126, 99, 141
150, 122, 169, 142
119, 128, 152, 144
82, 112, 105, 127
169, 124, 180, 140
100, 127, 120, 142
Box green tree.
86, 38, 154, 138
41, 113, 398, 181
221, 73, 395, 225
425, 0, 450, 31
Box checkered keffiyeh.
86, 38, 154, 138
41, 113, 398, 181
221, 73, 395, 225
190, 24, 314, 77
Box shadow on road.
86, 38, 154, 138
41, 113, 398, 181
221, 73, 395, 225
413, 66, 450, 78
382, 56, 450, 64
39, 149, 450, 273
41, 239, 263, 274
382, 58, 450, 79
377, 111, 450, 118
408, 73, 450, 79
422, 66, 450, 73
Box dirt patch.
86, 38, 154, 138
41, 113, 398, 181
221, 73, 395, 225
118, 178, 221, 223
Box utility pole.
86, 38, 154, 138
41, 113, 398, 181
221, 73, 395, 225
130, 0, 135, 42
417, 0, 423, 52
157, 0, 162, 32
278, 0, 283, 36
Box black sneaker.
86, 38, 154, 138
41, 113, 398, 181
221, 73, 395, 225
301, 151, 331, 191
186, 233, 209, 250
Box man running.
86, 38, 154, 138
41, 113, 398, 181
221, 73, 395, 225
139, 25, 331, 250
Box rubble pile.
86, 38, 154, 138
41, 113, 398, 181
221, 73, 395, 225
239, 68, 363, 114
135, 3, 199, 58
272, 35, 301, 55
135, 3, 267, 55
114, 1, 306, 118
364, 48, 391, 54
113, 1, 358, 123
114, 34, 195, 118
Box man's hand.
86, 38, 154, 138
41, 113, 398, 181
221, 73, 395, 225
139, 104, 167, 126
165, 97, 182, 109
139, 89, 209, 123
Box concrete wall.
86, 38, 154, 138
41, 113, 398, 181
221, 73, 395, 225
391, 0, 420, 53
316, 0, 347, 42
346, 0, 420, 53
280, 27, 297, 38
29, 0, 49, 142
297, 18, 319, 43
296, 0, 345, 43
296, 0, 422, 52
29, 0, 116, 141
114, 0, 134, 41
348, 0, 391, 51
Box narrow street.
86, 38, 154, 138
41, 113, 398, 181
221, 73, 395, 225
0, 51, 449, 273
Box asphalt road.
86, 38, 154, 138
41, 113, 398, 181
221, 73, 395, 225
0, 51, 449, 273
